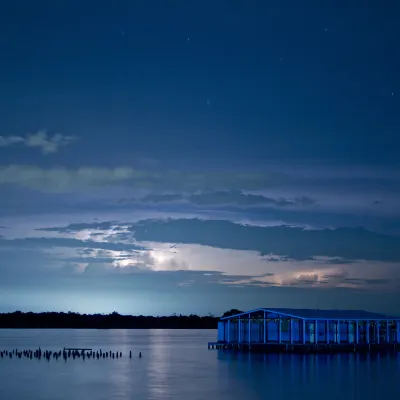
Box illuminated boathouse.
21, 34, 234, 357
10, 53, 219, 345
209, 308, 400, 353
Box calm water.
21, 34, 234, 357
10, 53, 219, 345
0, 329, 399, 399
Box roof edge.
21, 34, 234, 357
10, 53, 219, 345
220, 308, 307, 320
220, 308, 400, 321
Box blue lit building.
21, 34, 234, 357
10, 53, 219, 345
217, 308, 400, 345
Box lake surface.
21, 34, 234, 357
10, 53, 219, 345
0, 329, 399, 399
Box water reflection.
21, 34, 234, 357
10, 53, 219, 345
106, 329, 136, 399
147, 329, 171, 399
216, 351, 400, 398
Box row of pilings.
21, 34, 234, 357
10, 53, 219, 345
0, 348, 141, 361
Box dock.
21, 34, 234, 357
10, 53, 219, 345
210, 307, 400, 354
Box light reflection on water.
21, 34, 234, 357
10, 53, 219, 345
0, 329, 399, 399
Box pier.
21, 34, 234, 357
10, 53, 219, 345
209, 308, 400, 354
0, 347, 140, 362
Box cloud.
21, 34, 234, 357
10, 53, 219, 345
0, 241, 274, 291
324, 258, 355, 265
342, 278, 392, 286
0, 236, 146, 252
138, 194, 184, 203
291, 273, 320, 286
129, 218, 400, 262
189, 191, 315, 207
64, 257, 116, 264
37, 221, 118, 232
0, 166, 137, 192
0, 130, 77, 154
125, 191, 316, 208
35, 218, 400, 263
261, 255, 293, 262
2, 221, 400, 316
322, 271, 350, 280
246, 280, 276, 287
0, 166, 280, 193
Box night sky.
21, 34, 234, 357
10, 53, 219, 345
0, 1, 399, 316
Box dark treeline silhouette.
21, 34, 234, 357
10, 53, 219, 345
221, 309, 243, 317
0, 311, 234, 329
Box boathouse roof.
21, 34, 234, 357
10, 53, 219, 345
220, 308, 399, 321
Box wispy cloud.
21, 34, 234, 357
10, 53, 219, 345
0, 166, 136, 192
342, 277, 391, 286
36, 221, 119, 233
0, 166, 280, 193
120, 191, 316, 208
0, 236, 146, 252
0, 130, 77, 154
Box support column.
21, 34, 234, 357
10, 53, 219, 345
238, 317, 241, 343
366, 321, 370, 344
315, 320, 318, 344
386, 320, 390, 343
356, 321, 359, 344
326, 320, 330, 343
337, 321, 340, 343
302, 320, 306, 344
263, 311, 266, 344
290, 319, 294, 344
397, 320, 400, 343
278, 316, 282, 344
227, 320, 230, 343
376, 321, 380, 344
248, 314, 251, 344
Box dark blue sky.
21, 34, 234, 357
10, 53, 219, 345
0, 1, 399, 316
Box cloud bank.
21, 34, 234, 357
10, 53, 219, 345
35, 218, 400, 262
2, 214, 400, 315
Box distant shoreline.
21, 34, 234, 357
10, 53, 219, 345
0, 311, 219, 329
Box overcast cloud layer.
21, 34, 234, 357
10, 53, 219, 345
1, 161, 399, 316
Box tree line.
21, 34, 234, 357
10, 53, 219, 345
0, 309, 243, 329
